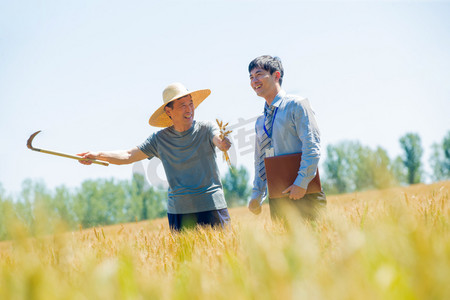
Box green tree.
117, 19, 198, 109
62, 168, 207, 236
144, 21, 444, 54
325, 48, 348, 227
126, 173, 166, 222
53, 185, 77, 229
222, 166, 251, 207
355, 146, 397, 191
16, 179, 65, 236
142, 186, 166, 220
429, 131, 450, 181
444, 131, 450, 176
73, 179, 128, 228
15, 179, 36, 230
0, 183, 15, 240
399, 133, 423, 184
323, 142, 398, 194
126, 173, 146, 221
392, 156, 407, 185
323, 141, 359, 194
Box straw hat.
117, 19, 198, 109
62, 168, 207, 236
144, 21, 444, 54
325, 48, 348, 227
149, 82, 211, 127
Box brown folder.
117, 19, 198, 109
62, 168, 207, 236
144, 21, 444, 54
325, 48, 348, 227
264, 153, 321, 199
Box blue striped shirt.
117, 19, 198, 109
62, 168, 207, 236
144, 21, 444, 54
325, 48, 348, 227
252, 90, 322, 201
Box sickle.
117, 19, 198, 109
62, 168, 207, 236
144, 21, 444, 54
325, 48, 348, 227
27, 130, 109, 166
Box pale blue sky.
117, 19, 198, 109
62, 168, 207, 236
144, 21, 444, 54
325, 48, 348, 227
1, 0, 449, 195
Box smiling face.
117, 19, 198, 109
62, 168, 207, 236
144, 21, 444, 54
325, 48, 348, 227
164, 95, 195, 131
249, 67, 281, 104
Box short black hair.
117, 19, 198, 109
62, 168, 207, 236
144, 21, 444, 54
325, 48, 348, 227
164, 101, 174, 120
248, 55, 284, 86
165, 101, 174, 109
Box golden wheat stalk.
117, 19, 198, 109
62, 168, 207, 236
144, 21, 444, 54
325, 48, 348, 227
216, 119, 232, 169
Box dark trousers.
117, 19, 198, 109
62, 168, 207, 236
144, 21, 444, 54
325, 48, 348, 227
167, 208, 231, 231
269, 191, 327, 222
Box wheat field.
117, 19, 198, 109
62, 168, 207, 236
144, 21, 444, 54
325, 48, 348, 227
0, 181, 449, 300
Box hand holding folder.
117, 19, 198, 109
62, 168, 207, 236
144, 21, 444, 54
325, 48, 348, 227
264, 153, 321, 199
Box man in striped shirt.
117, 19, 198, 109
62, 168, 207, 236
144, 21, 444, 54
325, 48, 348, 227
248, 55, 326, 221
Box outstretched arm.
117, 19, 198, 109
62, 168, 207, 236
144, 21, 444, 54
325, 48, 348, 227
77, 147, 148, 165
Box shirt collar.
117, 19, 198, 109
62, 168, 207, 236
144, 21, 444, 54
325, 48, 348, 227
272, 90, 286, 107
264, 90, 286, 113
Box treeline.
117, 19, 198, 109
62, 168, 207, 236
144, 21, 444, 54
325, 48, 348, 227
0, 174, 166, 240
223, 131, 450, 203
322, 131, 450, 194
0, 169, 251, 240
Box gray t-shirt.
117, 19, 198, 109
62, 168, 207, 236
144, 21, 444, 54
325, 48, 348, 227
138, 120, 227, 214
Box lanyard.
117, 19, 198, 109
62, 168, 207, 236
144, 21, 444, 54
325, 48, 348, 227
263, 107, 278, 138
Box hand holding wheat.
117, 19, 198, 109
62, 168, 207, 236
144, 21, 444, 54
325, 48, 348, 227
216, 119, 233, 169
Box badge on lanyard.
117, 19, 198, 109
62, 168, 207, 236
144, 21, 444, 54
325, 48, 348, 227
265, 147, 274, 158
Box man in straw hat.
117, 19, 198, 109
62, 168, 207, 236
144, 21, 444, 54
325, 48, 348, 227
78, 82, 232, 231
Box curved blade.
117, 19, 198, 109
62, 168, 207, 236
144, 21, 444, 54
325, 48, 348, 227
26, 130, 109, 166
27, 130, 42, 150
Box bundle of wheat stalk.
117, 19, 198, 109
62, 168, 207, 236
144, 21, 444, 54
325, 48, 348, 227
216, 119, 232, 169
